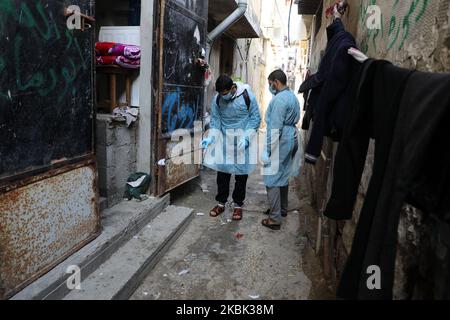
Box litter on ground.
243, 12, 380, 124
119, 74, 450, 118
178, 269, 190, 276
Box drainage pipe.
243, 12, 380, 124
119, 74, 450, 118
207, 0, 248, 46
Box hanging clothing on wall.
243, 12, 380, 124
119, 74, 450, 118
325, 59, 415, 220
299, 71, 321, 131
324, 58, 450, 300
298, 18, 357, 165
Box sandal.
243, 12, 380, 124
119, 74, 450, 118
232, 208, 243, 221
262, 218, 281, 231
210, 205, 225, 217
264, 209, 271, 215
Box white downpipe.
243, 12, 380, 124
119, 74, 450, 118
207, 0, 248, 49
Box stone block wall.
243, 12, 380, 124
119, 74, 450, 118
303, 0, 450, 299
96, 114, 138, 209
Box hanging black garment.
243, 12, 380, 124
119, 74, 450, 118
298, 18, 357, 165
325, 59, 415, 220
325, 59, 450, 299
300, 78, 322, 131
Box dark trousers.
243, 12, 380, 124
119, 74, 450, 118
266, 186, 289, 223
216, 171, 248, 207
326, 61, 450, 299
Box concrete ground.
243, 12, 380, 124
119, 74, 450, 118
130, 168, 334, 300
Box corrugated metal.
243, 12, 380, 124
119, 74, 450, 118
297, 0, 322, 15
0, 165, 100, 299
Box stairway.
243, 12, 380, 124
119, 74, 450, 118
64, 205, 193, 300
12, 195, 194, 300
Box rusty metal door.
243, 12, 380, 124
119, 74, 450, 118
0, 0, 99, 299
153, 0, 208, 195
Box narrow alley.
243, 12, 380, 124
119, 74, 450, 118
1, 0, 450, 307
130, 168, 333, 300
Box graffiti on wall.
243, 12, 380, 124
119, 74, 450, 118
0, 0, 88, 104
161, 1, 207, 134
359, 0, 431, 54
162, 87, 201, 134
0, 0, 94, 177
164, 4, 206, 86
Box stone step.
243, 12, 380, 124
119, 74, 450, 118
63, 205, 194, 300
11, 195, 170, 300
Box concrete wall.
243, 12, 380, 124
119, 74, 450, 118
205, 40, 222, 117
96, 115, 138, 209
137, 0, 154, 179
233, 36, 267, 107
356, 0, 450, 72
303, 0, 450, 299
258, 0, 307, 124
309, 0, 450, 71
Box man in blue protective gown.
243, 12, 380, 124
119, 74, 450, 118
201, 75, 261, 221
261, 70, 303, 230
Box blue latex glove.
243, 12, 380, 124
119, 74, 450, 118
261, 151, 270, 166
237, 137, 250, 150
200, 137, 214, 149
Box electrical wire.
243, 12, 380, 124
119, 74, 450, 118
244, 39, 252, 82
288, 0, 293, 46
235, 39, 246, 62
245, 39, 252, 62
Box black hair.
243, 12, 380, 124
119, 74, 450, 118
215, 75, 234, 93
268, 69, 287, 85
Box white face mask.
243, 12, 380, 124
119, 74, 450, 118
269, 84, 278, 95
222, 92, 234, 101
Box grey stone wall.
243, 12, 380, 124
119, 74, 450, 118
96, 114, 138, 209
304, 0, 450, 299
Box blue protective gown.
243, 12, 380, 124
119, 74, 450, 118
203, 83, 261, 175
263, 88, 303, 187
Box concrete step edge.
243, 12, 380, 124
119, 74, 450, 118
114, 206, 194, 300
63, 205, 194, 300
11, 194, 170, 300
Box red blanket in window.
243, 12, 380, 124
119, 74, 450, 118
95, 42, 116, 56
96, 55, 118, 65
95, 42, 141, 60
96, 55, 140, 69
115, 56, 140, 69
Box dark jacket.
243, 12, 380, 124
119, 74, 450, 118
325, 59, 450, 300
299, 18, 356, 165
